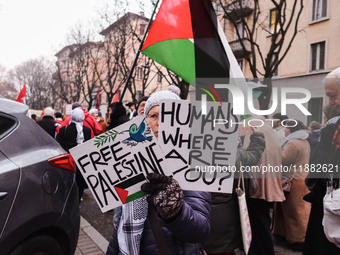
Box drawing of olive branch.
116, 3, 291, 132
94, 129, 119, 148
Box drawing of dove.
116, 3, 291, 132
122, 121, 152, 146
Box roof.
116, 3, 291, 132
55, 42, 104, 58
100, 12, 149, 36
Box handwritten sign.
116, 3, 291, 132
70, 116, 167, 212
159, 100, 239, 193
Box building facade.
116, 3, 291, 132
216, 0, 340, 124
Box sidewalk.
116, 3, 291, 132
75, 217, 109, 255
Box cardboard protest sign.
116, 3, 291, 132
69, 116, 168, 212
158, 99, 239, 193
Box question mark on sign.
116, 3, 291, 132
218, 173, 230, 191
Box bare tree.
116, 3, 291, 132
0, 65, 17, 100
99, 10, 158, 106
53, 24, 104, 110
219, 0, 304, 109
14, 58, 55, 109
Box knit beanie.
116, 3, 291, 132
72, 102, 82, 110
144, 89, 180, 116
43, 107, 54, 118
89, 109, 98, 115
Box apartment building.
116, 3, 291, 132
54, 12, 168, 116
215, 0, 340, 123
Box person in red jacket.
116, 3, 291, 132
56, 102, 102, 138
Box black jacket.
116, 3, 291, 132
56, 123, 91, 152
37, 116, 59, 138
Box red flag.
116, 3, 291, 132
15, 84, 26, 103
112, 90, 120, 103
96, 90, 100, 110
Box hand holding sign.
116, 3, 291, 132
142, 173, 184, 220
70, 116, 169, 212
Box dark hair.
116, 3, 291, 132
285, 120, 307, 133
108, 102, 127, 129
272, 113, 289, 122
72, 102, 82, 110
137, 96, 149, 110
126, 102, 134, 108
31, 114, 37, 119
55, 112, 62, 118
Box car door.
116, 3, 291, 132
0, 113, 20, 238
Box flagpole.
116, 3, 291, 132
119, 0, 161, 102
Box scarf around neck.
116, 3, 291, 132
281, 129, 309, 147
70, 108, 85, 144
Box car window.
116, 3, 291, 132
0, 114, 17, 140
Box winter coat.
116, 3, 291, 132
107, 191, 211, 255
303, 116, 340, 254
243, 116, 285, 202
57, 109, 102, 138
202, 132, 266, 254
307, 130, 321, 164
36, 116, 59, 138
273, 139, 311, 243
56, 123, 91, 152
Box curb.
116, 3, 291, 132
80, 216, 109, 253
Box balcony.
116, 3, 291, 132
229, 39, 251, 58
224, 0, 254, 20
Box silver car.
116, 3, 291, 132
0, 97, 80, 255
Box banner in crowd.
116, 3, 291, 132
70, 116, 167, 212
159, 99, 239, 193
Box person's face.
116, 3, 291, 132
325, 79, 340, 113
138, 101, 147, 115
273, 119, 280, 128
91, 112, 98, 118
130, 105, 136, 111
146, 106, 159, 139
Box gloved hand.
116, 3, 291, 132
141, 173, 184, 220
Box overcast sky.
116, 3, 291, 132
0, 0, 153, 70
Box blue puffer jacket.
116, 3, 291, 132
106, 191, 211, 255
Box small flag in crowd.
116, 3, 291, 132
141, 0, 245, 84
96, 90, 101, 110
112, 90, 120, 103
15, 84, 26, 103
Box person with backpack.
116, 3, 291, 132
56, 108, 91, 202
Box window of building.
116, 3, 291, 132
311, 41, 325, 71
136, 90, 142, 100
136, 67, 143, 80
312, 0, 327, 21
269, 8, 280, 34
237, 59, 244, 72
139, 24, 146, 36
235, 21, 244, 40
271, 52, 279, 76
157, 71, 163, 83
308, 97, 323, 124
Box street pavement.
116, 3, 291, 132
78, 189, 303, 255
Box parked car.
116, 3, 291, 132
0, 97, 80, 255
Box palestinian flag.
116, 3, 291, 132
141, 0, 244, 84
114, 173, 148, 204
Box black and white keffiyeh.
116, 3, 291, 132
117, 197, 148, 255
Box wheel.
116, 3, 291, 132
9, 235, 64, 255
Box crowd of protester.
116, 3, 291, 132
31, 67, 340, 255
